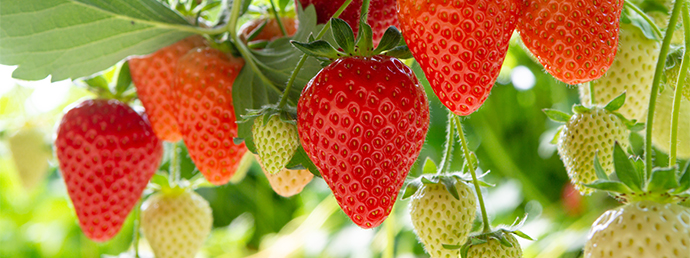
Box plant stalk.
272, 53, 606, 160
670, 2, 690, 166
624, 1, 664, 39
438, 111, 455, 173
645, 0, 684, 179
269, 0, 288, 37
453, 116, 491, 233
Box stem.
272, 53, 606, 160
646, 0, 684, 179
360, 0, 371, 23
589, 83, 596, 105
671, 2, 690, 166
624, 1, 664, 40
277, 0, 355, 108
383, 209, 395, 258
453, 116, 491, 233
132, 200, 141, 258
268, 0, 288, 37
438, 111, 455, 173
169, 142, 181, 186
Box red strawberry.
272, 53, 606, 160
129, 36, 207, 142
517, 0, 624, 84
397, 0, 521, 115
55, 99, 163, 242
173, 47, 247, 185
296, 0, 399, 45
297, 55, 429, 228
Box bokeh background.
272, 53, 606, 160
0, 0, 668, 257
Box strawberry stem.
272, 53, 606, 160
589, 83, 596, 105
277, 0, 355, 109
168, 142, 182, 186
438, 111, 455, 174
453, 115, 491, 234
132, 200, 141, 258
268, 0, 288, 37
670, 3, 690, 166
646, 0, 684, 180
360, 0, 371, 24
623, 1, 663, 40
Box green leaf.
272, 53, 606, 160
330, 18, 355, 53
291, 40, 342, 59
0, 0, 197, 81
385, 45, 413, 59
441, 177, 460, 200
542, 109, 572, 123
422, 157, 438, 174
355, 21, 374, 54
572, 104, 590, 114
585, 180, 633, 193
551, 126, 563, 144
83, 75, 110, 92
373, 26, 402, 54
593, 153, 609, 180
675, 162, 690, 193
115, 61, 132, 96
647, 166, 679, 192
613, 142, 643, 191
285, 146, 321, 177
604, 92, 626, 112
512, 231, 534, 241
278, 0, 290, 12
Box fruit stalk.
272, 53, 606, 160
132, 200, 141, 258
645, 0, 684, 178
169, 142, 181, 186
453, 115, 491, 233
359, 0, 370, 23
438, 111, 455, 173
670, 3, 690, 166
268, 0, 288, 37
277, 0, 355, 108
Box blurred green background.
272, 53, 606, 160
0, 1, 673, 257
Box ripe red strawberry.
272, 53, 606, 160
517, 0, 624, 84
129, 36, 207, 142
397, 0, 521, 115
297, 55, 430, 228
55, 99, 163, 242
296, 0, 399, 45
173, 47, 247, 185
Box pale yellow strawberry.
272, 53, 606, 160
466, 233, 522, 258
141, 188, 213, 258
252, 114, 300, 175
8, 126, 52, 190
255, 155, 313, 197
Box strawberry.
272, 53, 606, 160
55, 99, 163, 242
664, 52, 690, 101
239, 17, 298, 44
579, 24, 660, 122
255, 155, 314, 197
554, 106, 630, 195
517, 0, 624, 84
296, 54, 429, 228
296, 0, 399, 45
466, 233, 522, 258
252, 114, 301, 175
397, 0, 521, 115
8, 125, 52, 190
409, 181, 476, 258
129, 35, 207, 142
173, 47, 247, 185
141, 187, 213, 258
651, 86, 690, 159
584, 200, 690, 258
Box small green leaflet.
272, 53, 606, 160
0, 0, 197, 81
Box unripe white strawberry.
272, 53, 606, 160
466, 233, 522, 258
255, 155, 313, 197
651, 86, 690, 159
8, 126, 52, 190
584, 200, 690, 258
141, 188, 213, 258
579, 24, 660, 122
252, 114, 300, 175
557, 107, 630, 195
409, 181, 476, 258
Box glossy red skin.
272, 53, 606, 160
55, 99, 163, 242
129, 36, 207, 142
518, 0, 623, 84
297, 55, 429, 228
173, 47, 247, 185
397, 0, 521, 116
296, 0, 399, 45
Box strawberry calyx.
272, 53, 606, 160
445, 227, 532, 258
290, 18, 410, 62
401, 158, 492, 201
544, 92, 645, 132
79, 62, 136, 104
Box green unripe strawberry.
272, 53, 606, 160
252, 114, 300, 175
579, 24, 660, 122
584, 200, 690, 258
141, 188, 213, 258
557, 107, 630, 195
409, 181, 476, 258
8, 126, 52, 190
651, 86, 690, 159
466, 233, 522, 258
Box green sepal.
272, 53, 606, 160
604, 92, 626, 112
401, 180, 421, 200
585, 180, 633, 193
495, 233, 513, 248
675, 162, 690, 193
613, 142, 644, 192
421, 176, 435, 185
543, 109, 572, 123
551, 126, 563, 144
593, 153, 609, 180
572, 104, 590, 114
373, 26, 402, 55
385, 45, 414, 59
291, 40, 343, 59
355, 21, 374, 55
246, 19, 269, 42
442, 244, 463, 250
115, 61, 132, 96
285, 146, 322, 177
512, 230, 533, 241
440, 176, 460, 200
148, 172, 171, 191
422, 157, 438, 175
627, 122, 645, 132
621, 2, 662, 41
647, 166, 679, 192
83, 75, 110, 93
330, 18, 356, 54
